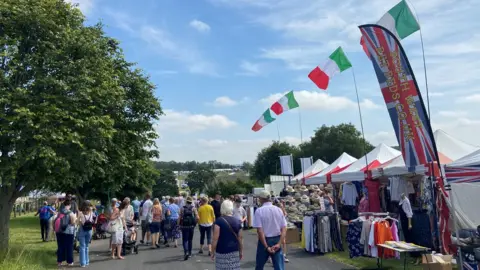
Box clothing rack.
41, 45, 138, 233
304, 210, 337, 216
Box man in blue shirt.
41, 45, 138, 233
132, 197, 141, 222
35, 201, 56, 241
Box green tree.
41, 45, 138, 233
0, 0, 162, 252
185, 167, 216, 193
299, 123, 374, 163
252, 141, 299, 183
241, 161, 253, 173
152, 169, 179, 198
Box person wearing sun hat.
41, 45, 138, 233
285, 185, 294, 194
179, 196, 199, 260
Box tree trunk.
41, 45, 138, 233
0, 194, 15, 257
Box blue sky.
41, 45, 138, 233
72, 0, 480, 164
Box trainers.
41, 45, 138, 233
198, 250, 203, 254
284, 255, 290, 263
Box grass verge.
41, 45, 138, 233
0, 213, 57, 270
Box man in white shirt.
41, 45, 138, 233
254, 191, 287, 270
140, 193, 153, 244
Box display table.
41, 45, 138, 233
377, 243, 430, 270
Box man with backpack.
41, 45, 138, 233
35, 201, 56, 241
179, 197, 199, 261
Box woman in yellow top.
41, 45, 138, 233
197, 196, 215, 256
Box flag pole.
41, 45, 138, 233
276, 121, 281, 141
298, 108, 304, 144
351, 66, 369, 170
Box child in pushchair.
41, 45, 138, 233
93, 213, 108, 240
121, 223, 139, 256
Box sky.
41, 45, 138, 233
70, 0, 480, 164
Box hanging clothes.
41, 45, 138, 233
358, 196, 369, 213
368, 221, 378, 258
347, 221, 363, 258
329, 215, 344, 252
342, 183, 358, 206
411, 210, 433, 257
391, 220, 400, 259
375, 221, 395, 259
360, 219, 372, 256
365, 179, 381, 212
390, 176, 415, 201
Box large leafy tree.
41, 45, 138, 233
185, 167, 216, 193
252, 141, 299, 183
299, 123, 374, 163
152, 169, 179, 198
0, 0, 162, 252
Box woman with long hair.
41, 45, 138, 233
78, 201, 94, 267
149, 198, 163, 249
211, 200, 243, 270
110, 198, 127, 259
56, 200, 77, 267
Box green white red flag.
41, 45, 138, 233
270, 91, 299, 115
308, 47, 352, 90
360, 0, 420, 57
251, 109, 276, 132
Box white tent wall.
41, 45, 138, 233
450, 183, 480, 229
292, 159, 329, 182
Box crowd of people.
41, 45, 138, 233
36, 190, 289, 270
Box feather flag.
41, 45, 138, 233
360, 0, 420, 57
270, 91, 299, 115
359, 24, 440, 170
308, 47, 352, 90
251, 109, 276, 132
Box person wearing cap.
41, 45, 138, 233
253, 190, 287, 270
35, 201, 56, 242
179, 196, 199, 260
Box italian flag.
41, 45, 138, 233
308, 47, 352, 90
251, 109, 276, 132
270, 91, 299, 115
361, 0, 420, 56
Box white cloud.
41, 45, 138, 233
367, 131, 398, 147
456, 94, 480, 104
105, 11, 217, 76
211, 96, 238, 107
438, 110, 468, 118
197, 139, 228, 147
156, 109, 236, 133
428, 92, 445, 97
189, 20, 211, 33
66, 0, 94, 14
260, 90, 380, 111
238, 61, 263, 76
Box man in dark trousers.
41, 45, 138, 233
209, 193, 221, 219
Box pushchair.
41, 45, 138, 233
92, 213, 108, 240
121, 227, 139, 256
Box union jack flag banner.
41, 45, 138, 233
359, 24, 440, 170
445, 165, 480, 184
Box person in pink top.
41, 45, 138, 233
253, 191, 287, 270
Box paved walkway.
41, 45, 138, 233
77, 229, 352, 270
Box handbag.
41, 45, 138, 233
106, 220, 117, 234
164, 220, 172, 231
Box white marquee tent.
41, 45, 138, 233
305, 153, 357, 185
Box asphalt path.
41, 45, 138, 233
73, 228, 353, 270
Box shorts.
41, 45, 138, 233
134, 212, 139, 222
141, 220, 150, 233
149, 222, 161, 234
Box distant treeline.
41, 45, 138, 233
154, 160, 238, 171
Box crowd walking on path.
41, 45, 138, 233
35, 190, 294, 269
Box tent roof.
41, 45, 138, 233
340, 143, 401, 173
447, 148, 480, 168
304, 153, 356, 185
292, 159, 329, 181
434, 129, 479, 164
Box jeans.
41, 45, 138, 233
199, 225, 212, 245
78, 228, 92, 266
255, 236, 284, 270
40, 219, 49, 240
181, 228, 194, 255
56, 233, 74, 264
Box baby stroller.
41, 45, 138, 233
121, 227, 139, 256
92, 213, 108, 240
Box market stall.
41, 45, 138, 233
292, 159, 329, 182
305, 152, 357, 185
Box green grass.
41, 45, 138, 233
0, 213, 57, 270
325, 250, 424, 270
